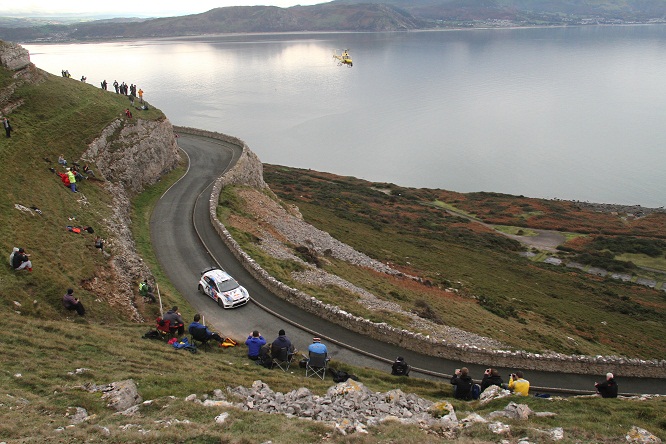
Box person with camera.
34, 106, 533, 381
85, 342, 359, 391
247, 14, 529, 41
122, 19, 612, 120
391, 356, 410, 376
481, 367, 504, 392
508, 371, 530, 396
595, 372, 618, 398
450, 367, 474, 400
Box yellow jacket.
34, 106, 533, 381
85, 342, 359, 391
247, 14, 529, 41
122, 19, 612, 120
509, 376, 530, 396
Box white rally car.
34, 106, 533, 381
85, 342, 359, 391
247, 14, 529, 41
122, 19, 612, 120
198, 267, 250, 309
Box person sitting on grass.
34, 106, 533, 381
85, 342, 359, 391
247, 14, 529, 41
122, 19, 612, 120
481, 368, 504, 392
11, 247, 32, 272
163, 306, 185, 336
595, 372, 618, 398
138, 279, 156, 303
509, 371, 530, 396
62, 288, 85, 316
391, 356, 410, 376
450, 367, 474, 400
188, 314, 223, 346
245, 330, 266, 360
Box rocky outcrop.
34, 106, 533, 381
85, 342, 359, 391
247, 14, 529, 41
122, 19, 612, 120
0, 41, 30, 71
85, 118, 180, 194
84, 379, 142, 412
82, 118, 181, 321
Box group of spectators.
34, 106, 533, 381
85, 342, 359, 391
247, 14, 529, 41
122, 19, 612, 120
448, 366, 618, 400
389, 353, 619, 400
244, 329, 329, 367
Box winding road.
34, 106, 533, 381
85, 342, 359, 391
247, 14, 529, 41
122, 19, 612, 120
150, 133, 664, 396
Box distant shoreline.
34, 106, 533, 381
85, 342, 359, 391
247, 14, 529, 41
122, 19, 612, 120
18, 22, 666, 45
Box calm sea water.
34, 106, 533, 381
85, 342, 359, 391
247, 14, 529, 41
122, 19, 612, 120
25, 27, 666, 207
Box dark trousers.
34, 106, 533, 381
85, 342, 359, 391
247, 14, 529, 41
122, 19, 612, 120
170, 324, 185, 336
66, 302, 85, 316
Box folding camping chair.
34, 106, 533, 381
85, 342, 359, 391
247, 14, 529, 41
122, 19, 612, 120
305, 352, 329, 380
189, 325, 212, 351
271, 346, 293, 372
156, 317, 173, 341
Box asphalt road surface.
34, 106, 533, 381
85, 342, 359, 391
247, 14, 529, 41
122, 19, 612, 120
150, 133, 665, 396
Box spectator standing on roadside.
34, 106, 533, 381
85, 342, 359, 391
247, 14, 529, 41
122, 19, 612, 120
245, 330, 266, 360
595, 372, 618, 398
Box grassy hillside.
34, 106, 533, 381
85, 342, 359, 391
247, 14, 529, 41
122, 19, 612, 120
257, 165, 666, 360
0, 65, 164, 321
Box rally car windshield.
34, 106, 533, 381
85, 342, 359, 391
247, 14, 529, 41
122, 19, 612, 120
216, 278, 240, 292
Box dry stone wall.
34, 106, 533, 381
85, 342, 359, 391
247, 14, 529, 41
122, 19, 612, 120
174, 126, 666, 379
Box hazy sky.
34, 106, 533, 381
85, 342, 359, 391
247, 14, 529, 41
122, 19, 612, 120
0, 1, 329, 17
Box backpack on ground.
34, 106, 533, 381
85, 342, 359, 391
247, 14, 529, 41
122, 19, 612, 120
471, 383, 481, 400
330, 368, 359, 383
142, 330, 160, 340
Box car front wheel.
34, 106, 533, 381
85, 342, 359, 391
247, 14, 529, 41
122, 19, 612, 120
217, 297, 226, 308
198, 284, 204, 295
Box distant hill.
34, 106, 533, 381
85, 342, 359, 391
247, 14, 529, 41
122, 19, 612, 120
2, 0, 666, 43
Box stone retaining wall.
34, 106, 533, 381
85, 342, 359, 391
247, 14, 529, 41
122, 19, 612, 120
173, 126, 666, 379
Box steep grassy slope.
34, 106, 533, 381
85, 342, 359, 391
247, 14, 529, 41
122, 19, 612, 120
2, 68, 142, 320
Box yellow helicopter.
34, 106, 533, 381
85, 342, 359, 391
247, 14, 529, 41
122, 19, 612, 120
333, 49, 353, 67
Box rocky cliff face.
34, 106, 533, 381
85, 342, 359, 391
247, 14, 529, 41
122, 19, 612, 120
0, 41, 30, 71
85, 118, 180, 194
81, 118, 181, 321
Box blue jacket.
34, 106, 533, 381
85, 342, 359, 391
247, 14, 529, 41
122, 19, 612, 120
188, 321, 212, 337
245, 335, 267, 357
308, 342, 327, 355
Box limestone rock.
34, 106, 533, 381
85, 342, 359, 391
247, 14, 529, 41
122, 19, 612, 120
0, 42, 31, 71
488, 421, 511, 435
215, 412, 230, 424
479, 384, 512, 406
100, 379, 142, 412
626, 426, 662, 443
66, 407, 89, 424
